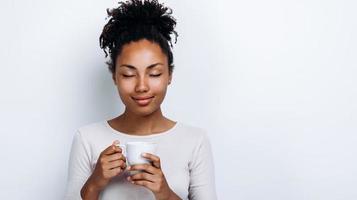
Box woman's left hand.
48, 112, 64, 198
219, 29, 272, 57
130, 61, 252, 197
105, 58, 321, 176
127, 153, 181, 200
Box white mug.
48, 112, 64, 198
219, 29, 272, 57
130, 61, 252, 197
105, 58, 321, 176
117, 142, 157, 166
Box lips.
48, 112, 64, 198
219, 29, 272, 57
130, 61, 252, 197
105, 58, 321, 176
132, 96, 154, 106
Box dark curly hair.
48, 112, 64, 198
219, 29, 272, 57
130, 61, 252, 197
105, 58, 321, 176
99, 0, 178, 75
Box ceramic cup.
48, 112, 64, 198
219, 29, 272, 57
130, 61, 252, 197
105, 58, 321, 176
117, 141, 156, 163
117, 141, 157, 175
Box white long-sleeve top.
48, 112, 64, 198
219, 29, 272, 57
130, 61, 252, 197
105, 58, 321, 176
64, 120, 217, 200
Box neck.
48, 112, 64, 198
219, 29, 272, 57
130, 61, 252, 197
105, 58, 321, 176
116, 107, 169, 135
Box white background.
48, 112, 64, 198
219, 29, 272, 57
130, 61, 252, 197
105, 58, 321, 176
1, 0, 356, 199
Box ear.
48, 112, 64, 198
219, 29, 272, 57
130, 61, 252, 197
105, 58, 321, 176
112, 73, 117, 85
168, 73, 172, 85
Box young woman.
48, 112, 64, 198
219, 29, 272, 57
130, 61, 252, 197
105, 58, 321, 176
64, 0, 216, 199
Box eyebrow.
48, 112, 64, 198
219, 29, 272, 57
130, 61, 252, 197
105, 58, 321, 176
119, 62, 164, 70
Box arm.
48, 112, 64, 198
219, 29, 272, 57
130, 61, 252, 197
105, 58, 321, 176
80, 140, 127, 200
188, 132, 217, 200
65, 132, 126, 200
64, 131, 93, 200
80, 176, 100, 200
168, 190, 182, 200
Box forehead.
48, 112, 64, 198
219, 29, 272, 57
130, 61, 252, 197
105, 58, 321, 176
116, 39, 167, 68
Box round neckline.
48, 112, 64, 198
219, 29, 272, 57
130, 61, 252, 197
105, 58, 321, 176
103, 120, 179, 139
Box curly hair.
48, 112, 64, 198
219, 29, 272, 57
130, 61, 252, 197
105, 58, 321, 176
99, 0, 178, 75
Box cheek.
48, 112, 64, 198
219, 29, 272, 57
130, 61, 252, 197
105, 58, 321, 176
117, 80, 134, 96
149, 79, 168, 93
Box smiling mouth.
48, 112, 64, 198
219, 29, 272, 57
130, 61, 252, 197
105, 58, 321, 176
132, 96, 154, 106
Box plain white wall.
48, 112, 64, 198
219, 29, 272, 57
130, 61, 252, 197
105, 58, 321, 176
1, 0, 356, 199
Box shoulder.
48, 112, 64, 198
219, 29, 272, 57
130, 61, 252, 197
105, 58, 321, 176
78, 120, 106, 132
177, 122, 206, 134
176, 123, 214, 165
175, 122, 210, 145
76, 120, 108, 141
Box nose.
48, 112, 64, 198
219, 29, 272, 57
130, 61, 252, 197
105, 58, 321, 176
135, 75, 149, 93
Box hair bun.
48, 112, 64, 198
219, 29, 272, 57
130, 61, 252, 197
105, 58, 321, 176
107, 0, 177, 45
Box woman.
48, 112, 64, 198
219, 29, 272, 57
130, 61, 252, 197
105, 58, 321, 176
64, 0, 216, 199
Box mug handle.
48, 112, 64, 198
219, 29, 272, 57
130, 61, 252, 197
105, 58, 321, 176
116, 144, 129, 167
116, 144, 126, 157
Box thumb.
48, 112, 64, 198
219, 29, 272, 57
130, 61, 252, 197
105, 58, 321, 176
102, 140, 120, 155
112, 140, 120, 145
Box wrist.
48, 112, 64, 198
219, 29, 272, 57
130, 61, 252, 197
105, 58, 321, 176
158, 189, 181, 200
81, 178, 101, 200
168, 190, 181, 200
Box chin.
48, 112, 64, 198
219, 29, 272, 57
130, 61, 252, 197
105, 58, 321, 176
131, 106, 158, 117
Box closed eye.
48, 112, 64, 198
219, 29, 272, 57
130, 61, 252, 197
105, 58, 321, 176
150, 73, 162, 77
122, 74, 135, 78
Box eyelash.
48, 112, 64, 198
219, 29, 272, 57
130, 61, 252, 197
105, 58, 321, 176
122, 74, 162, 78
122, 75, 135, 78
150, 73, 162, 77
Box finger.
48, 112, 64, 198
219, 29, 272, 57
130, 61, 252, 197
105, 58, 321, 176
130, 180, 154, 189
102, 141, 121, 155
107, 153, 126, 162
141, 153, 161, 169
106, 159, 126, 170
128, 172, 155, 183
112, 140, 119, 145
128, 163, 158, 175
109, 166, 123, 176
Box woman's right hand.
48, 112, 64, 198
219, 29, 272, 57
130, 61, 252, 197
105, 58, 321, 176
87, 140, 127, 192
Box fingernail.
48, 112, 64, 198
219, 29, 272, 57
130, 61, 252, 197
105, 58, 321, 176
127, 177, 131, 181
127, 166, 131, 170
141, 153, 146, 156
